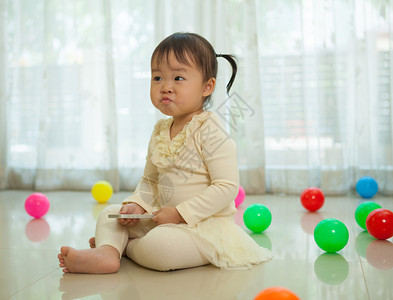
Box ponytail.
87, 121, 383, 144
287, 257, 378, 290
216, 54, 237, 94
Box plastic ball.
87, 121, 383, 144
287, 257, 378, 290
235, 185, 245, 207
91, 181, 113, 203
356, 176, 378, 199
300, 187, 324, 212
314, 218, 349, 252
243, 203, 272, 233
254, 286, 300, 300
366, 208, 393, 240
24, 193, 50, 218
355, 201, 381, 230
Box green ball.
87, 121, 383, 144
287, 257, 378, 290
314, 218, 349, 252
243, 203, 272, 233
355, 201, 382, 230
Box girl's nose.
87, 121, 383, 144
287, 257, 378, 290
160, 81, 173, 93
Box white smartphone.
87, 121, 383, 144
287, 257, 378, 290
108, 214, 154, 219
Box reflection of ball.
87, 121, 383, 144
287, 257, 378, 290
356, 176, 378, 199
91, 181, 113, 203
254, 287, 300, 300
300, 187, 324, 212
235, 185, 245, 207
314, 253, 349, 285
25, 219, 50, 242
366, 208, 393, 240
366, 240, 393, 270
25, 193, 50, 218
355, 201, 381, 230
355, 231, 375, 258
300, 212, 324, 235
314, 219, 349, 252
249, 233, 272, 250
92, 203, 110, 219
243, 204, 272, 233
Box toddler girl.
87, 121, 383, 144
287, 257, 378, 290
58, 32, 272, 273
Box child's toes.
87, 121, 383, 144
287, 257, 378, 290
89, 237, 96, 248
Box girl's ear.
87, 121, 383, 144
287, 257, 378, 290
202, 78, 216, 97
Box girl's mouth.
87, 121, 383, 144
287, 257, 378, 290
161, 97, 172, 104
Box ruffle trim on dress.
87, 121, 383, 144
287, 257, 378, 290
149, 111, 211, 168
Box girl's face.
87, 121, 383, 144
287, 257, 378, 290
150, 52, 215, 119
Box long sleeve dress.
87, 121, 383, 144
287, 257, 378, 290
122, 111, 272, 270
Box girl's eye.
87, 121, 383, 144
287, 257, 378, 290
153, 76, 161, 81
175, 76, 184, 81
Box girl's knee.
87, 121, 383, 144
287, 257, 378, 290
128, 226, 208, 271
97, 204, 122, 223
101, 204, 122, 215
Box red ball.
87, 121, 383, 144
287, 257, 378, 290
255, 287, 300, 300
366, 208, 393, 240
300, 187, 325, 212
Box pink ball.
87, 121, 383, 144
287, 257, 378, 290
235, 186, 246, 207
25, 193, 50, 218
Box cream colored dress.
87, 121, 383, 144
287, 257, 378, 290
122, 111, 272, 269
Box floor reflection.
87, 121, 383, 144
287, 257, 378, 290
92, 203, 110, 220
355, 231, 375, 258
25, 218, 50, 242
249, 233, 272, 250
59, 272, 124, 300
58, 259, 267, 300
300, 212, 324, 235
366, 239, 393, 270
314, 253, 349, 285
355, 231, 393, 270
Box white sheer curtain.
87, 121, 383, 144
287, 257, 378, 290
251, 0, 393, 195
1, 0, 392, 195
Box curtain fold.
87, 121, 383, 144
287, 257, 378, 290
0, 0, 6, 189
236, 0, 266, 194
1, 0, 392, 196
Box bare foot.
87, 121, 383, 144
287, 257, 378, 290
58, 246, 120, 274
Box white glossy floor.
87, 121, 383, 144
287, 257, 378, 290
0, 190, 392, 300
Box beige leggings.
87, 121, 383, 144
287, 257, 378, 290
95, 205, 209, 271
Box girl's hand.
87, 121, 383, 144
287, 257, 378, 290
118, 203, 146, 226
152, 206, 185, 225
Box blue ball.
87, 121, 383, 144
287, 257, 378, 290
356, 177, 378, 199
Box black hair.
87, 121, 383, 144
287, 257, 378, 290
151, 32, 237, 109
215, 54, 237, 94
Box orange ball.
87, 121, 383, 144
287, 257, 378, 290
255, 287, 300, 300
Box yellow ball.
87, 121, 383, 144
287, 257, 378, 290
91, 181, 113, 203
